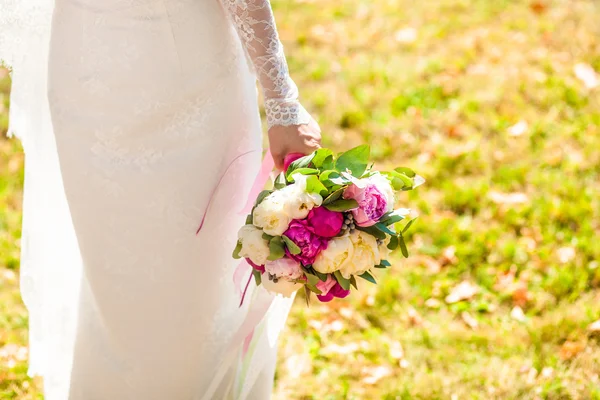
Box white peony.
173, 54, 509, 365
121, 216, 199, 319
252, 174, 323, 235
262, 276, 303, 297
338, 230, 380, 279
237, 224, 270, 266
252, 190, 292, 236
313, 235, 354, 275
283, 173, 323, 219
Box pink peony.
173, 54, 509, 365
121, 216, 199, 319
264, 257, 303, 280
315, 275, 337, 296
306, 207, 344, 238
284, 219, 328, 266
343, 175, 393, 227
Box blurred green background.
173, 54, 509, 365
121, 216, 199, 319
1, 0, 600, 398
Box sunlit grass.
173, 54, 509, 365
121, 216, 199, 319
1, 0, 599, 398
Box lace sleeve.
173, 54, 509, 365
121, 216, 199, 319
220, 0, 311, 129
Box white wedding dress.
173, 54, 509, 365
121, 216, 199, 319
0, 0, 311, 399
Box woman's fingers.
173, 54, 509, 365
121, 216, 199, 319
268, 121, 323, 171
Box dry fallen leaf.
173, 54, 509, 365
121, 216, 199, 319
559, 341, 586, 361
407, 306, 424, 326
440, 246, 459, 266
445, 281, 479, 304
541, 367, 554, 379
361, 365, 393, 385
394, 27, 417, 44
588, 320, 600, 334
322, 343, 360, 356
425, 298, 442, 309
461, 311, 479, 329
389, 341, 404, 360
488, 191, 529, 205
512, 283, 531, 308
508, 120, 529, 137
574, 63, 599, 89
410, 255, 442, 274
511, 306, 527, 322
529, 1, 548, 14
556, 246, 576, 264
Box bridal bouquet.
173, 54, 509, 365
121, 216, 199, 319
233, 145, 423, 304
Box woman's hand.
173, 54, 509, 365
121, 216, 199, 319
268, 117, 322, 170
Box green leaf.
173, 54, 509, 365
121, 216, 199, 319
274, 173, 287, 189
380, 210, 408, 225
350, 275, 358, 290
375, 223, 396, 236
390, 176, 406, 191
324, 199, 359, 212
356, 225, 387, 240
398, 234, 409, 258
282, 235, 301, 255
305, 175, 328, 196
322, 188, 344, 205
312, 148, 334, 168
388, 235, 399, 250
322, 155, 335, 170
392, 171, 414, 187
314, 270, 329, 282
245, 214, 253, 225
319, 170, 343, 187
304, 286, 312, 306
334, 270, 351, 290
286, 153, 315, 177
395, 167, 416, 178
262, 233, 275, 241
304, 272, 321, 287
402, 217, 418, 233
335, 145, 370, 177
255, 190, 272, 206
358, 271, 377, 284
232, 241, 243, 259
374, 260, 391, 269
252, 269, 262, 286
267, 236, 285, 261
287, 168, 319, 182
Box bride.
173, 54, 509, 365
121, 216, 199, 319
0, 0, 321, 398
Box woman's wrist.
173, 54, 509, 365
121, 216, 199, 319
265, 99, 311, 129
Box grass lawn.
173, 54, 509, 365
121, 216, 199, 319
1, 0, 599, 398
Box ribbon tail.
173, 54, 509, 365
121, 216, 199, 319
242, 329, 255, 357
196, 150, 258, 235
239, 148, 275, 216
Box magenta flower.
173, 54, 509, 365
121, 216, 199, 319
343, 175, 394, 227
306, 207, 344, 238
246, 258, 265, 273
283, 153, 306, 171
284, 219, 328, 266
317, 280, 351, 302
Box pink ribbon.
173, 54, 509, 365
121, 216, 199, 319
196, 149, 302, 358
196, 149, 258, 235
239, 148, 275, 216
